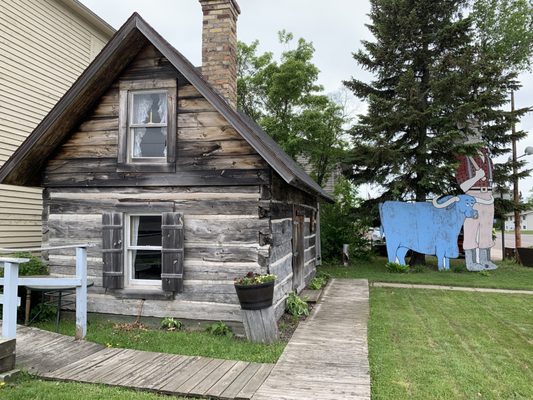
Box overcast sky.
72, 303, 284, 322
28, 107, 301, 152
80, 0, 533, 198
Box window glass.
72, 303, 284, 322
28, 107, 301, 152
132, 127, 167, 158
129, 215, 162, 282
130, 91, 167, 159
131, 93, 167, 124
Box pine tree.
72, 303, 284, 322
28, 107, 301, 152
344, 0, 524, 204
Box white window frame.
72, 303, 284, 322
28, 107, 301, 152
124, 213, 162, 288
128, 89, 168, 163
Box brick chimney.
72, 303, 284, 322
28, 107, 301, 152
199, 0, 240, 108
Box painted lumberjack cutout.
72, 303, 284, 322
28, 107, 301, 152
456, 119, 497, 271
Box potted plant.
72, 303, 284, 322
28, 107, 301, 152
234, 272, 276, 310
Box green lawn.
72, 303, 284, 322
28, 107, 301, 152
321, 257, 533, 290
369, 288, 533, 399
34, 315, 284, 364
1, 373, 185, 400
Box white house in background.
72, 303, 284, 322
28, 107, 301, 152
0, 0, 113, 248
504, 210, 533, 231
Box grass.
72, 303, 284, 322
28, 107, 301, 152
34, 314, 285, 364
368, 287, 533, 399
321, 257, 533, 290
0, 372, 186, 400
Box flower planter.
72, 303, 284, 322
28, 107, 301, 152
516, 247, 533, 267
234, 280, 274, 310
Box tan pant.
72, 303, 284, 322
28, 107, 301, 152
463, 191, 494, 250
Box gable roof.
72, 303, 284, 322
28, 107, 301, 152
0, 12, 333, 202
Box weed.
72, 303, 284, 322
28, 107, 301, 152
286, 292, 309, 317
205, 321, 233, 337
385, 262, 409, 273
410, 264, 426, 273
452, 264, 466, 273
478, 270, 491, 277
160, 317, 183, 331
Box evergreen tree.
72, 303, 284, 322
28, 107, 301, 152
344, 0, 524, 204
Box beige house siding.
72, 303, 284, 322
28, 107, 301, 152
0, 0, 113, 247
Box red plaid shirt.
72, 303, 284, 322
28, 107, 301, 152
456, 148, 493, 189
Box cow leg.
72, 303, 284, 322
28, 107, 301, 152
396, 246, 409, 265
443, 257, 450, 270
385, 241, 399, 263
436, 249, 446, 271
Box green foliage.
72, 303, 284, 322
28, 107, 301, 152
237, 32, 348, 186
345, 0, 527, 202
410, 264, 426, 274
234, 272, 276, 286
29, 303, 56, 323
385, 262, 409, 274
160, 317, 183, 331
472, 0, 533, 73
478, 270, 492, 277
286, 292, 309, 317
205, 321, 233, 338
0, 252, 48, 277
452, 263, 467, 273
308, 276, 327, 290
320, 177, 372, 261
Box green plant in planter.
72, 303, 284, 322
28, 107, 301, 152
286, 292, 309, 317
234, 272, 276, 286
160, 317, 183, 331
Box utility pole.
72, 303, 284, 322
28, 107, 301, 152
511, 91, 522, 249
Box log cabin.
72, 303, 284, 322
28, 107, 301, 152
0, 0, 333, 330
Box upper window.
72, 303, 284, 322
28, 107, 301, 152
130, 91, 168, 161
118, 79, 177, 171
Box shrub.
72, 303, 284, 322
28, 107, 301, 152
205, 321, 233, 337
385, 262, 409, 273
286, 292, 309, 317
320, 177, 372, 262
160, 317, 183, 331
0, 252, 48, 277
308, 271, 329, 290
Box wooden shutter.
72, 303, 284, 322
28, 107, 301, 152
102, 212, 124, 289
161, 212, 184, 293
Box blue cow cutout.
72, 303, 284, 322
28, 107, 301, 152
379, 195, 478, 270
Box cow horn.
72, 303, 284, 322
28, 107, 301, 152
475, 196, 494, 205
432, 196, 460, 208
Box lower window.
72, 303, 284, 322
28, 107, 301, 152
126, 214, 162, 286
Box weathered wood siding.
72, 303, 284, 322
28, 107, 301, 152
43, 44, 271, 323
0, 0, 111, 247
265, 174, 319, 319
43, 187, 269, 323
44, 45, 269, 187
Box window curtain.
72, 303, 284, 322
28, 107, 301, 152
130, 216, 140, 269
158, 97, 167, 124
132, 96, 153, 157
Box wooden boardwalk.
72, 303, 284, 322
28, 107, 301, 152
14, 326, 274, 399
252, 279, 371, 400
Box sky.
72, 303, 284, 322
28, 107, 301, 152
80, 0, 533, 198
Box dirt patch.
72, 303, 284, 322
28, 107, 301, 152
277, 303, 314, 342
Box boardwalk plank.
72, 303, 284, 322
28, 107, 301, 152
191, 359, 237, 395
220, 363, 261, 399
235, 364, 274, 400
206, 361, 249, 398
251, 279, 371, 400
159, 357, 213, 393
